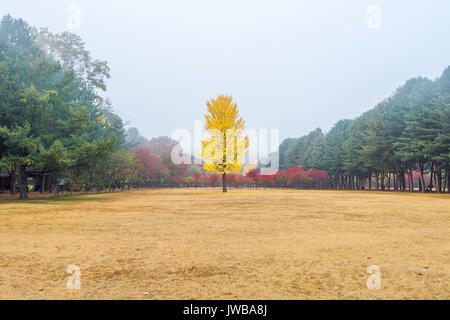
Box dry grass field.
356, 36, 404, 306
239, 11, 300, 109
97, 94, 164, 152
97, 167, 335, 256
0, 189, 449, 300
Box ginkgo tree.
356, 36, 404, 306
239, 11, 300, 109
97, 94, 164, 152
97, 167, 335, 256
200, 95, 249, 193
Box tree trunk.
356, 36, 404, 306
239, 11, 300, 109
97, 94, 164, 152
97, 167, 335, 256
10, 166, 17, 195
429, 162, 434, 191
19, 165, 28, 200
408, 170, 414, 192
222, 173, 227, 193
400, 168, 406, 191
45, 174, 51, 193
435, 170, 442, 194
375, 172, 379, 191
393, 173, 397, 191
40, 173, 46, 194
445, 164, 449, 193
222, 131, 227, 193
418, 163, 426, 193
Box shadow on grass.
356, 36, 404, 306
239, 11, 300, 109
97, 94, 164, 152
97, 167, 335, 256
0, 193, 104, 204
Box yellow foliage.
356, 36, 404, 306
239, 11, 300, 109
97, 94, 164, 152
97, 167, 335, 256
97, 116, 107, 125
200, 95, 249, 175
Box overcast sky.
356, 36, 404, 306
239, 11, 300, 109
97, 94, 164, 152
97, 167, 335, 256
2, 0, 450, 142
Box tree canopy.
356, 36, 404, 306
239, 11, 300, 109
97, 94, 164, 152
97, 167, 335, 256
279, 68, 450, 193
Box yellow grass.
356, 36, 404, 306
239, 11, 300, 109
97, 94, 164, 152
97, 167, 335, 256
0, 189, 449, 300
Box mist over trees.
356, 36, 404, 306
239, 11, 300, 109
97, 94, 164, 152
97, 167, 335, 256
0, 15, 129, 198
279, 69, 450, 193
1, 15, 448, 197
0, 15, 195, 198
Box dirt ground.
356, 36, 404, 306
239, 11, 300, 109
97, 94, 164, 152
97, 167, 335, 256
0, 189, 448, 300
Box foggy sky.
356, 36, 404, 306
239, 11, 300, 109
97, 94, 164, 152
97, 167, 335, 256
2, 0, 450, 142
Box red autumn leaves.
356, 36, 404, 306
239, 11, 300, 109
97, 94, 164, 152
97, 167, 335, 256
131, 147, 328, 188
246, 167, 328, 188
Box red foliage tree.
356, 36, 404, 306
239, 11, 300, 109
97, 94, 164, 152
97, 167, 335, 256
170, 176, 183, 185
276, 172, 288, 186
208, 174, 219, 187
246, 168, 261, 188
233, 174, 246, 186
285, 167, 308, 188
132, 149, 163, 184
260, 174, 273, 188
306, 170, 328, 183
227, 174, 237, 186
193, 173, 203, 185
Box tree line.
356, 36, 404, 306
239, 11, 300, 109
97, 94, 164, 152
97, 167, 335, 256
2, 15, 448, 197
278, 68, 450, 193
0, 14, 322, 198
0, 15, 188, 198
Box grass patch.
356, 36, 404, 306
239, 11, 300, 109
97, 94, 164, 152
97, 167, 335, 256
0, 193, 104, 204
0, 189, 449, 299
